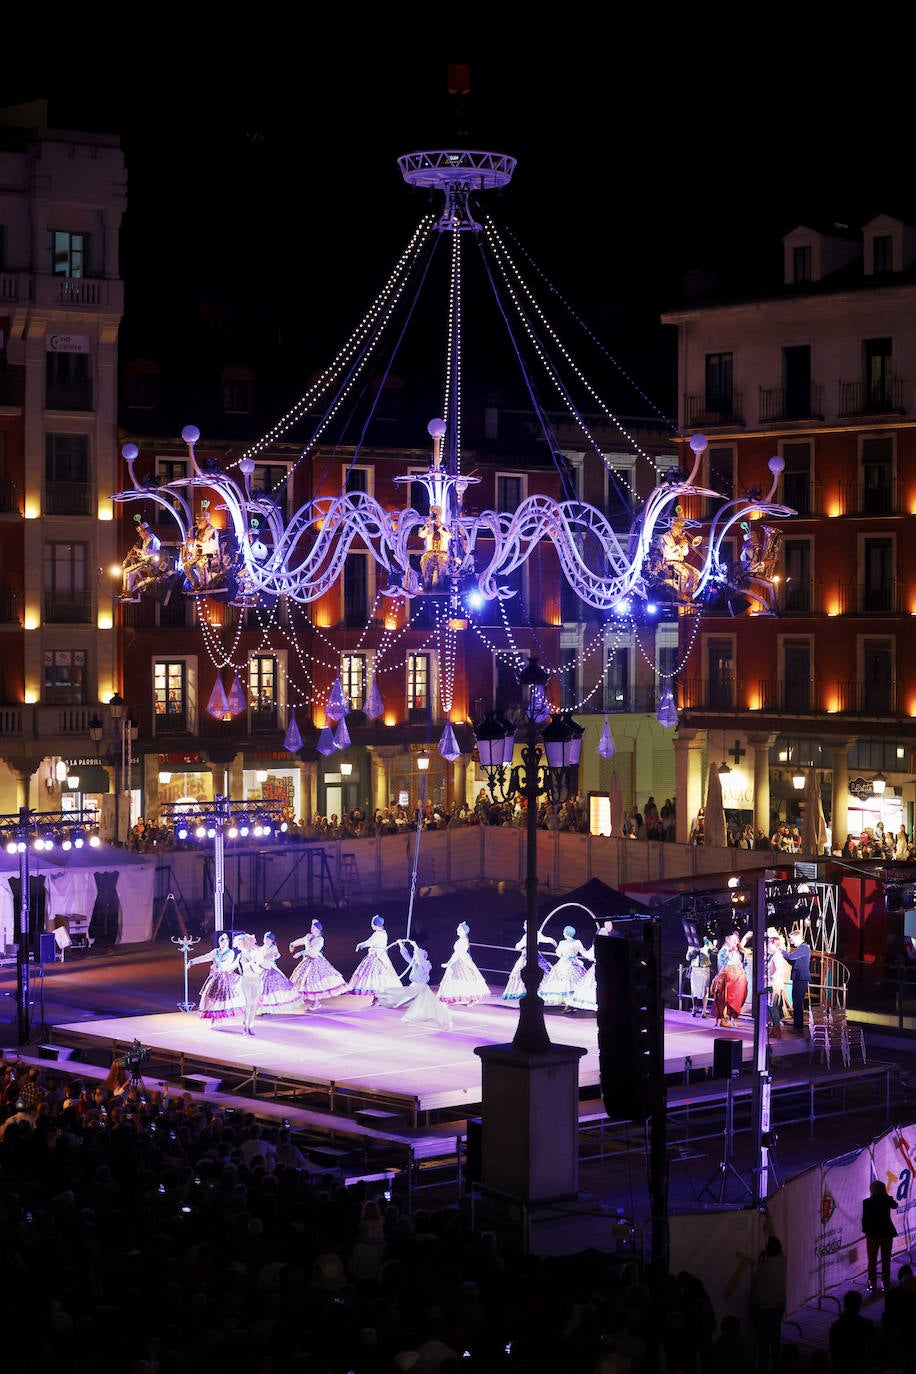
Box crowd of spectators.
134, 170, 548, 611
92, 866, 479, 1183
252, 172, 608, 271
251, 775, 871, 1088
2, 1052, 911, 1373
126, 793, 592, 853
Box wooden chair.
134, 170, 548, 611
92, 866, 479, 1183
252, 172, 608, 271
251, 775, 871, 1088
831, 1009, 866, 1066
808, 1005, 832, 1068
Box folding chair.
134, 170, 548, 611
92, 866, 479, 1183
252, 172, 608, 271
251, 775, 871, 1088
832, 1009, 866, 1066
807, 1005, 831, 1068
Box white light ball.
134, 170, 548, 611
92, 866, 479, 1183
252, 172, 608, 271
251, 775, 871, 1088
181, 425, 201, 446
768, 455, 785, 474
428, 418, 447, 438
121, 442, 139, 462
689, 433, 708, 454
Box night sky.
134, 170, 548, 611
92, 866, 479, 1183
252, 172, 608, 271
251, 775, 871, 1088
5, 36, 911, 430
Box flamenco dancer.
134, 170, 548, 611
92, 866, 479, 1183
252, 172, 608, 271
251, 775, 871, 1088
289, 919, 348, 1009
235, 932, 265, 1036
437, 921, 491, 1007
540, 924, 592, 1012
710, 958, 748, 1027
502, 920, 557, 1002
188, 929, 245, 1026
347, 914, 403, 1000
257, 930, 305, 1015
568, 917, 615, 1013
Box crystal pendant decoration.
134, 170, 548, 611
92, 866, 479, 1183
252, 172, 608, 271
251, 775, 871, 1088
438, 720, 462, 762
528, 685, 550, 725
656, 688, 678, 729
206, 675, 230, 720
283, 712, 303, 754
364, 677, 384, 720
316, 727, 336, 756
226, 673, 246, 716
598, 718, 616, 759
325, 677, 349, 723
333, 717, 352, 750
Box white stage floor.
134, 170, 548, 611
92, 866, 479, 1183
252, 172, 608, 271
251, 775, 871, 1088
51, 994, 807, 1123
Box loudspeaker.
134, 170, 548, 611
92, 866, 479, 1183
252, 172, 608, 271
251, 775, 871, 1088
37, 932, 56, 965
712, 1037, 743, 1080
465, 1117, 482, 1185
596, 921, 663, 1122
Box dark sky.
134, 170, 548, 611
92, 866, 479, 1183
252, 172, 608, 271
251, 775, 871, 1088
7, 36, 911, 426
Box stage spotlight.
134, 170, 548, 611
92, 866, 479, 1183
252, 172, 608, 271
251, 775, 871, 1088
61, 839, 72, 851
240, 825, 250, 837
5, 840, 16, 855
89, 834, 101, 848
228, 825, 239, 839
195, 825, 206, 839
73, 831, 85, 849
761, 1130, 779, 1149
177, 825, 189, 841
206, 826, 216, 839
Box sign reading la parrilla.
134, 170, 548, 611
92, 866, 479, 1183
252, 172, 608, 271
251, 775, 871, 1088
848, 776, 878, 800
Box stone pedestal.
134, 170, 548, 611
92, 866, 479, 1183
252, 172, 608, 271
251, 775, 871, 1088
474, 1041, 586, 1203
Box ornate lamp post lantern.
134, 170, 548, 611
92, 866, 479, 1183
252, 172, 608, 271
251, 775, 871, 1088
472, 659, 586, 1207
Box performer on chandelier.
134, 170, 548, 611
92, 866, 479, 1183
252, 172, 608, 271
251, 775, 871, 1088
289, 919, 348, 1009
502, 920, 557, 1002
188, 930, 244, 1025
540, 925, 592, 1011
234, 932, 265, 1036
257, 930, 305, 1014
347, 914, 402, 1000
569, 917, 616, 1013
437, 921, 491, 1007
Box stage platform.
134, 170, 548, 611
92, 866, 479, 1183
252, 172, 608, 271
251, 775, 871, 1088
47, 995, 808, 1127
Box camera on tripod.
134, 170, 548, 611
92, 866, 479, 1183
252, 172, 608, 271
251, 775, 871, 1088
122, 1040, 151, 1078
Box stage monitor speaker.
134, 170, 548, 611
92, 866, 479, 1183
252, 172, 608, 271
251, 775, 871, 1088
712, 1037, 743, 1080
596, 922, 663, 1123
37, 932, 56, 965
465, 1117, 482, 1184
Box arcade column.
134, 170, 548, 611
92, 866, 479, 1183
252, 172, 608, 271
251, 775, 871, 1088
674, 728, 705, 844
830, 741, 854, 846
748, 733, 777, 838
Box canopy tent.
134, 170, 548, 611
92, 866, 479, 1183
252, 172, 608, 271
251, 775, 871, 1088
0, 845, 156, 949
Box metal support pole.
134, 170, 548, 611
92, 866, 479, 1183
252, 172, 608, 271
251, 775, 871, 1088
752, 875, 772, 1204
514, 718, 550, 1052
16, 807, 31, 1045
213, 800, 226, 933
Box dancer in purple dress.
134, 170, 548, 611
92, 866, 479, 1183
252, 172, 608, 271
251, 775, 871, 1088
347, 915, 402, 999
540, 925, 591, 1009
257, 930, 305, 1015
188, 930, 244, 1024
289, 919, 348, 1009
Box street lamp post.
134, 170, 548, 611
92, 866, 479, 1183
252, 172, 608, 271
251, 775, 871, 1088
89, 694, 138, 844
472, 659, 587, 1206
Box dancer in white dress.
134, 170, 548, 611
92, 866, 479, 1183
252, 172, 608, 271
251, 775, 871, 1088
374, 938, 454, 1029
540, 925, 591, 1008
289, 919, 348, 1009
568, 918, 614, 1012
234, 933, 265, 1036
347, 915, 402, 999
502, 921, 557, 1001
257, 930, 305, 1015
437, 921, 490, 1007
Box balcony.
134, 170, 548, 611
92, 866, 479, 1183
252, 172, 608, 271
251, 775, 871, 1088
35, 705, 97, 736
250, 707, 279, 732
836, 580, 904, 615
680, 675, 737, 711
0, 475, 19, 514
33, 275, 124, 314
684, 391, 745, 429
0, 272, 30, 304
758, 384, 824, 424
775, 581, 821, 615
43, 590, 92, 623
153, 709, 189, 735
832, 680, 899, 715
834, 479, 901, 517
45, 482, 93, 516
838, 377, 905, 417
603, 686, 663, 714
755, 679, 815, 713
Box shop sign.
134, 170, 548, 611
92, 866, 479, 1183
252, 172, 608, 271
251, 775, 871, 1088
159, 752, 202, 765
848, 776, 876, 800
47, 333, 91, 354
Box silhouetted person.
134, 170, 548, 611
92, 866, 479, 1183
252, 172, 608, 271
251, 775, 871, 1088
862, 1178, 898, 1293
829, 1290, 876, 1374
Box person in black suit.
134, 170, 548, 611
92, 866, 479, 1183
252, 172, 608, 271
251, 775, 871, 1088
782, 929, 811, 1030
862, 1178, 899, 1293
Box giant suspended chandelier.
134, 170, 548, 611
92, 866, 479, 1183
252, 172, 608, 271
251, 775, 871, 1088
113, 147, 794, 625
